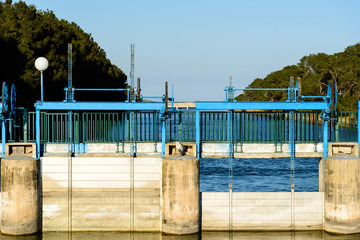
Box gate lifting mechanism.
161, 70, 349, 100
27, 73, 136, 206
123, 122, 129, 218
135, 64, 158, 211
35, 82, 172, 158
0, 82, 17, 158
221, 76, 339, 158
34, 50, 173, 159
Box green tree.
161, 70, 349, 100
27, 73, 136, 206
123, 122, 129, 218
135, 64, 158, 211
236, 43, 360, 110
0, 1, 127, 109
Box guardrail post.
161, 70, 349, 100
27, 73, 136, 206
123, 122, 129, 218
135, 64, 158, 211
358, 101, 360, 157
36, 108, 40, 158
228, 110, 234, 158
23, 108, 28, 142
153, 113, 157, 152
196, 109, 201, 158
162, 119, 166, 158
178, 111, 183, 142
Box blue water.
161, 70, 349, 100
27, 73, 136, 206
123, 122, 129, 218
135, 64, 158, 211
200, 158, 319, 192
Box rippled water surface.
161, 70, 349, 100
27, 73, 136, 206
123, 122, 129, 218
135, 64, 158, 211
200, 158, 319, 192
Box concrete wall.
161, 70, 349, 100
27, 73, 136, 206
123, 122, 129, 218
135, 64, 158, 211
202, 143, 323, 158
42, 155, 325, 232
3, 143, 325, 232
202, 192, 324, 231
42, 156, 162, 231
43, 143, 321, 158
44, 143, 162, 155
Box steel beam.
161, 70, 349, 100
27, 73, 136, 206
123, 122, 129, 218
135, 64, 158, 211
2, 121, 5, 158
36, 108, 41, 158
196, 101, 327, 111
162, 120, 166, 158
358, 101, 360, 157
35, 101, 164, 111
196, 109, 201, 158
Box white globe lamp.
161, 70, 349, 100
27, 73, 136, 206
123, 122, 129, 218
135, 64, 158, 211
35, 57, 49, 101
35, 57, 49, 71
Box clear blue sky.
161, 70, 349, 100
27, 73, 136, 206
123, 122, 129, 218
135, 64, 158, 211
14, 0, 360, 101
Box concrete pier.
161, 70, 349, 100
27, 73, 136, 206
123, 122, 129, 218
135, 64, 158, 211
324, 154, 360, 234
162, 155, 199, 235
1, 156, 40, 235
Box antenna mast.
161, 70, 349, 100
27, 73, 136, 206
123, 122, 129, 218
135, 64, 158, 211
68, 43, 73, 102
130, 44, 135, 101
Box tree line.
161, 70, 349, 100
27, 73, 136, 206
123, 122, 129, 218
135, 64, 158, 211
0, 0, 127, 110
236, 43, 360, 111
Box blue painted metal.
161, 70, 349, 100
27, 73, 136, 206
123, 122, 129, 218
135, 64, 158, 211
34, 44, 170, 158
34, 102, 169, 157
358, 101, 360, 156
162, 120, 166, 158
301, 96, 327, 100
35, 102, 165, 111
228, 110, 234, 158
70, 88, 127, 91
2, 121, 5, 158
36, 108, 41, 158
196, 109, 200, 159
197, 77, 335, 160
289, 111, 295, 188
196, 101, 327, 111
323, 117, 329, 159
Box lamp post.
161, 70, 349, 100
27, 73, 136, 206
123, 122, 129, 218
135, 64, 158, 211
35, 57, 49, 102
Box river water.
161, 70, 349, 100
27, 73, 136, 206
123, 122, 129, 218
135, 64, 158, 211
200, 157, 319, 192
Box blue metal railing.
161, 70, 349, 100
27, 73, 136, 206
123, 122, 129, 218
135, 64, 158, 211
337, 111, 357, 142
3, 109, 358, 144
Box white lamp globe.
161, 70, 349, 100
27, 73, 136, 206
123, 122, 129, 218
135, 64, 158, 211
35, 57, 49, 71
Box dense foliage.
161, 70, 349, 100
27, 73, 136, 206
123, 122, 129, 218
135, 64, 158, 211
236, 43, 360, 110
0, 0, 127, 109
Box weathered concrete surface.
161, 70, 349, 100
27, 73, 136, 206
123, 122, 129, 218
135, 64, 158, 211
1, 156, 40, 235
165, 143, 196, 157
44, 143, 162, 156
44, 143, 322, 158
162, 155, 199, 234
5, 142, 36, 158
202, 143, 323, 158
328, 142, 359, 157
42, 156, 162, 232
325, 154, 360, 234
202, 192, 324, 231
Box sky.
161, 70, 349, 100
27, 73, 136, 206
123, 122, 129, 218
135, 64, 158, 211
13, 0, 360, 102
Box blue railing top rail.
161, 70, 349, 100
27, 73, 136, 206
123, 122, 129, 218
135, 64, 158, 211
195, 101, 328, 111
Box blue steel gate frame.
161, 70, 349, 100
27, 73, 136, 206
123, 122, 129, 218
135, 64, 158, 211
34, 101, 168, 158
195, 101, 331, 160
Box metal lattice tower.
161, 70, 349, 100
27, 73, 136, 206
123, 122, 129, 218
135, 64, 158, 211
67, 43, 73, 234
130, 44, 136, 156
68, 43, 73, 102
130, 44, 135, 92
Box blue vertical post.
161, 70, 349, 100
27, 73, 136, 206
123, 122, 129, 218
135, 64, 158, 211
358, 101, 360, 156
162, 119, 166, 158
196, 109, 200, 159
36, 108, 41, 158
2, 120, 6, 158
323, 117, 329, 159
289, 111, 295, 189
228, 110, 234, 158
